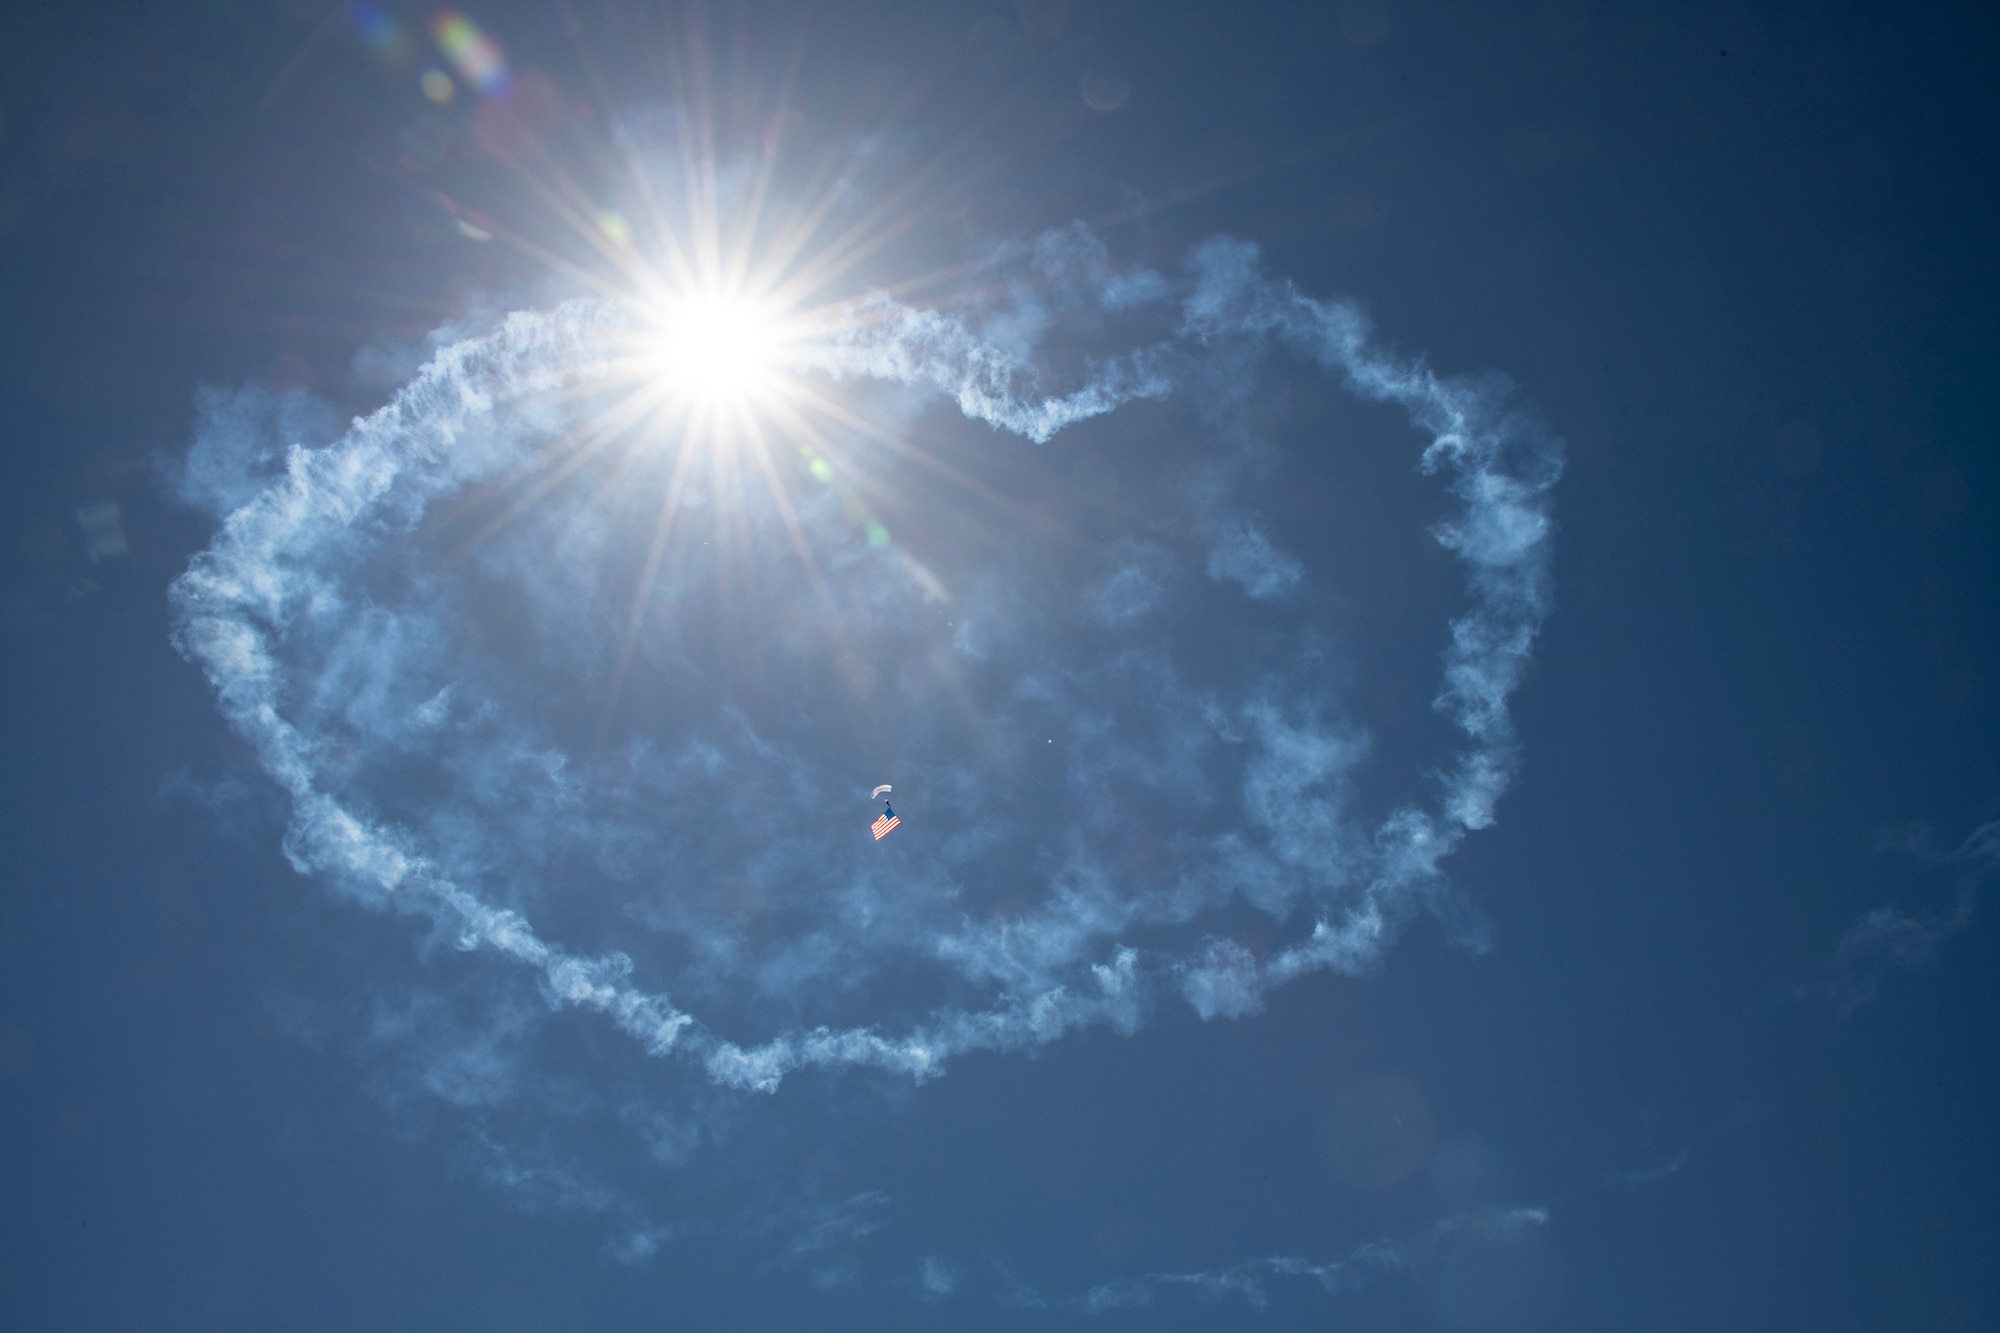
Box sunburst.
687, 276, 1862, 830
420, 17, 994, 738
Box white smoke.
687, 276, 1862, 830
172, 230, 1561, 1110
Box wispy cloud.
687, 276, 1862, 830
772, 1190, 890, 1266
1807, 820, 1995, 1011
1608, 1149, 1692, 1187
916, 1255, 959, 1300
1204, 520, 1303, 601
1082, 1241, 1407, 1312
1073, 1204, 1549, 1314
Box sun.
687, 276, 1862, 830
650, 289, 789, 410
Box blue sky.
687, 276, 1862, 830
1, 2, 1996, 1329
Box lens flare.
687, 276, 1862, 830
432, 9, 511, 98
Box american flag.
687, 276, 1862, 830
871, 811, 901, 841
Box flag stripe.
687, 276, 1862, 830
871, 815, 900, 840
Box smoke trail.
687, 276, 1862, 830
1178, 237, 1561, 1009
172, 231, 1561, 1097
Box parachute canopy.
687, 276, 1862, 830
870, 784, 892, 801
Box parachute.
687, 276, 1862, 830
870, 784, 899, 840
